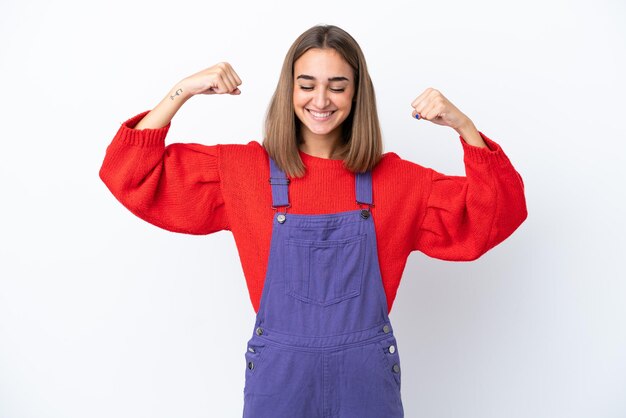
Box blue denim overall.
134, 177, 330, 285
242, 156, 404, 418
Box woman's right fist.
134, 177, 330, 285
179, 62, 242, 97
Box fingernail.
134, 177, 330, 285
414, 113, 421, 120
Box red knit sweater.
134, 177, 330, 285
100, 111, 527, 313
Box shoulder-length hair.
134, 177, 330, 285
262, 25, 383, 178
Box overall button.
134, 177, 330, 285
248, 347, 255, 353
360, 209, 370, 219
389, 344, 396, 354
277, 214, 286, 224
392, 364, 400, 373
248, 361, 254, 370
383, 324, 390, 333
256, 327, 263, 336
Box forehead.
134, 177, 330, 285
293, 48, 353, 78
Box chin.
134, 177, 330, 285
309, 127, 336, 135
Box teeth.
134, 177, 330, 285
309, 110, 333, 118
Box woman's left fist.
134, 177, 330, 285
411, 88, 471, 130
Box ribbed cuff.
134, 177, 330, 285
460, 131, 512, 165
113, 110, 171, 147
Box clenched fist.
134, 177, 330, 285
179, 62, 243, 97
411, 88, 471, 131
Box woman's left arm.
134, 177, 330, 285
411, 87, 486, 148
410, 89, 528, 260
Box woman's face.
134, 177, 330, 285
292, 48, 355, 141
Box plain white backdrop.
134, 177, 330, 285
1, 0, 625, 417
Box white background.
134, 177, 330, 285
1, 0, 625, 417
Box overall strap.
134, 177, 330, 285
355, 171, 373, 206
269, 156, 290, 208
269, 155, 373, 208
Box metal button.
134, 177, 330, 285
248, 361, 254, 370
248, 347, 255, 353
277, 214, 286, 224
360, 209, 370, 219
256, 327, 263, 336
389, 344, 396, 354
383, 324, 390, 333
392, 364, 400, 373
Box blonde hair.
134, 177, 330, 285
263, 25, 383, 178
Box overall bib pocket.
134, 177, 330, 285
284, 234, 366, 306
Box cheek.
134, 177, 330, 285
292, 93, 303, 114
292, 97, 305, 123
340, 96, 354, 114
341, 89, 355, 110
293, 96, 308, 116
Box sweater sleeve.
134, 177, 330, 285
412, 132, 527, 260
99, 111, 230, 235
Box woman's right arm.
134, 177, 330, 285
134, 62, 242, 129
99, 63, 242, 235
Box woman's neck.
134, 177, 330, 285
298, 127, 342, 160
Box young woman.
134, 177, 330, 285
100, 24, 527, 418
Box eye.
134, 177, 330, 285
298, 85, 314, 91
330, 88, 345, 93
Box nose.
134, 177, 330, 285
312, 87, 330, 109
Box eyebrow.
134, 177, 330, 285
296, 75, 350, 82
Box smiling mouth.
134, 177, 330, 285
307, 109, 335, 120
